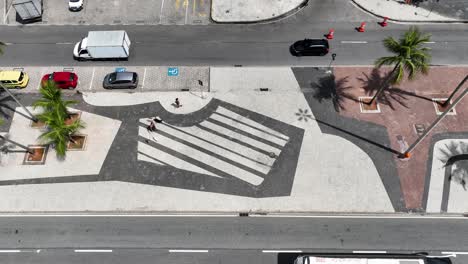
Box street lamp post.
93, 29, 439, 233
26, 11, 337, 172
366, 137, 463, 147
325, 53, 337, 74
403, 85, 468, 158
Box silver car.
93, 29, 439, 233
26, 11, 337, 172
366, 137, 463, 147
103, 72, 138, 89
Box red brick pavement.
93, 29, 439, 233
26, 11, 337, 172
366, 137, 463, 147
334, 66, 468, 209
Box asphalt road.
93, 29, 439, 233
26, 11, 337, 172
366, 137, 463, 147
0, 216, 466, 264
0, 0, 467, 67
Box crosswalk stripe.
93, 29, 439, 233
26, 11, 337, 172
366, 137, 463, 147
210, 113, 287, 147
158, 124, 272, 174
142, 129, 264, 186
216, 106, 289, 141
138, 130, 221, 178
201, 121, 282, 155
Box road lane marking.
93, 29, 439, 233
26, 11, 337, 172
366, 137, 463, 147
0, 250, 21, 253
169, 249, 209, 253
56, 42, 73, 45
262, 250, 302, 253
159, 0, 166, 24
89, 68, 95, 91
74, 249, 113, 253
442, 251, 468, 255
142, 67, 147, 89
341, 41, 368, 44
353, 251, 387, 254
424, 42, 436, 44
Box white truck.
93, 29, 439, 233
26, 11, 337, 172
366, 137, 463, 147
73, 31, 131, 61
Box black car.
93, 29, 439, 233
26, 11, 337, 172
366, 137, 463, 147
291, 39, 329, 56
103, 71, 138, 89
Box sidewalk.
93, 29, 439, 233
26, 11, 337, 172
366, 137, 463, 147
0, 66, 467, 214
211, 0, 307, 23
352, 0, 467, 22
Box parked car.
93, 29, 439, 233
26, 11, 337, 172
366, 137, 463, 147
0, 70, 29, 89
41, 72, 78, 89
69, 0, 83, 11
290, 39, 329, 56
103, 71, 138, 89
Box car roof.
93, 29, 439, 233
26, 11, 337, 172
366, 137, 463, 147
114, 72, 136, 81
0, 71, 22, 80
304, 39, 329, 46
51, 72, 73, 80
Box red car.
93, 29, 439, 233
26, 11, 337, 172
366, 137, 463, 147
41, 72, 78, 89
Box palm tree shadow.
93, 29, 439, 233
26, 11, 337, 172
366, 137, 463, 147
357, 68, 433, 110
0, 94, 15, 120
438, 141, 468, 190
312, 75, 357, 112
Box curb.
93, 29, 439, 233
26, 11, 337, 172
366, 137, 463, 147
350, 0, 468, 24
0, 212, 466, 217
211, 0, 309, 24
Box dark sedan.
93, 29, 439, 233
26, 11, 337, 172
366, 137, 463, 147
291, 39, 329, 56
103, 71, 138, 89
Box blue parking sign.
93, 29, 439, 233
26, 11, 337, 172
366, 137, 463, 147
168, 67, 179, 76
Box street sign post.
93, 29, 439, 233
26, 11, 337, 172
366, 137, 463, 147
168, 67, 179, 76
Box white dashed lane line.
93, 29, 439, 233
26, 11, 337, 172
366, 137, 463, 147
262, 250, 303, 253
74, 249, 113, 253
169, 249, 209, 253
0, 250, 21, 253
340, 41, 368, 44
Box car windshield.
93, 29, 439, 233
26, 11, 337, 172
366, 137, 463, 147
18, 72, 24, 82
69, 0, 80, 2
108, 73, 117, 83
49, 73, 54, 80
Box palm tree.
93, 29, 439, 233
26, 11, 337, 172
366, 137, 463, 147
34, 81, 84, 158
36, 110, 84, 158
33, 80, 78, 117
368, 26, 432, 105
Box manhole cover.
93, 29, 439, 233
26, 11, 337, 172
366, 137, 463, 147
269, 152, 276, 158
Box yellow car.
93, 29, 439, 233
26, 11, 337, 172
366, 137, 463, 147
0, 70, 29, 89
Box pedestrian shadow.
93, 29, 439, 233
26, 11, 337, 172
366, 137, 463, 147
311, 117, 402, 155
312, 75, 357, 112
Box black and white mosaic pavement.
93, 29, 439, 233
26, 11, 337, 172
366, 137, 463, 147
0, 92, 304, 198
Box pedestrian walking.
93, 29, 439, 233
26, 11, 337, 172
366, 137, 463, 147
175, 98, 181, 108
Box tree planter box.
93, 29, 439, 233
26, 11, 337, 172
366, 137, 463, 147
23, 145, 48, 165
67, 134, 87, 151
65, 112, 82, 125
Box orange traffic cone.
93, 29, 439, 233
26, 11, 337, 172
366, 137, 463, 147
326, 29, 334, 40
379, 17, 389, 27
357, 22, 366, 32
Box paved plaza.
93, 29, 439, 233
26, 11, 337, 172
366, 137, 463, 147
0, 66, 467, 213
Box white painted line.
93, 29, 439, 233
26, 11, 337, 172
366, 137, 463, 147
424, 42, 436, 44
159, 0, 166, 24
251, 214, 468, 219
341, 41, 368, 44
353, 251, 387, 254
74, 249, 113, 253
142, 67, 147, 89
0, 250, 21, 253
3, 0, 11, 24
262, 250, 302, 253
4, 42, 12, 45
442, 252, 468, 255
169, 249, 209, 253
36, 249, 41, 253
89, 67, 95, 91
184, 0, 189, 24
3, 0, 5, 24
0, 214, 239, 217
56, 42, 73, 45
